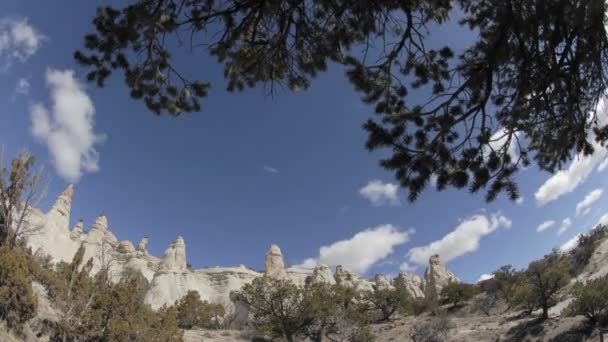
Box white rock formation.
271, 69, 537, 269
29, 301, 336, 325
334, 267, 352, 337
160, 236, 188, 271
424, 254, 459, 302
69, 220, 84, 240
373, 274, 394, 291
334, 265, 374, 292
305, 264, 336, 287
264, 244, 287, 279
393, 271, 425, 299
137, 237, 149, 254
24, 186, 408, 312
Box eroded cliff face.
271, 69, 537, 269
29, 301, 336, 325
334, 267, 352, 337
25, 186, 463, 310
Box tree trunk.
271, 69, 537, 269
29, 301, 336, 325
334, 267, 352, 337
541, 304, 548, 319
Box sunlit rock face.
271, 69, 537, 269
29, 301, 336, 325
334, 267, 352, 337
334, 265, 374, 292
393, 271, 425, 299
264, 244, 288, 280
25, 186, 446, 311
424, 254, 459, 302
305, 264, 336, 287
373, 274, 394, 291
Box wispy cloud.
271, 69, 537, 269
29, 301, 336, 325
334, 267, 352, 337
30, 69, 105, 182
535, 100, 608, 206
0, 17, 45, 70
575, 188, 603, 216
263, 165, 279, 175
297, 224, 412, 274
14, 77, 30, 96
359, 180, 400, 206
407, 213, 512, 265
536, 220, 555, 233
557, 217, 572, 236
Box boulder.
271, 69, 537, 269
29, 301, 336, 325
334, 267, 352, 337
373, 274, 394, 291
117, 240, 136, 254
423, 254, 459, 302
305, 264, 336, 286
393, 272, 425, 298
334, 265, 374, 292
264, 244, 287, 279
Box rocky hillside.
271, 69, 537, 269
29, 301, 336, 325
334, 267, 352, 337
4, 185, 608, 341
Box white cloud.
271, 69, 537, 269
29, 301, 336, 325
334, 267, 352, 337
597, 213, 608, 227
297, 224, 412, 274
407, 213, 511, 265
560, 234, 581, 252
516, 197, 524, 205
477, 274, 494, 282
15, 77, 30, 95
263, 165, 279, 175
0, 18, 45, 70
561, 213, 608, 252
557, 217, 572, 236
360, 180, 400, 206
536, 220, 555, 233
535, 100, 608, 206
485, 127, 519, 162
30, 69, 105, 182
575, 189, 603, 216
399, 261, 417, 272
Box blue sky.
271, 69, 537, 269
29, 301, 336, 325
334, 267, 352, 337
1, 1, 607, 283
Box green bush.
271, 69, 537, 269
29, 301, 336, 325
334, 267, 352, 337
565, 275, 608, 325
568, 225, 608, 275
440, 281, 477, 307
361, 287, 411, 322
0, 245, 37, 328
176, 290, 225, 329
232, 278, 373, 342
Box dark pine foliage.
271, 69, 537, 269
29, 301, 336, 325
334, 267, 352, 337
76, 0, 608, 202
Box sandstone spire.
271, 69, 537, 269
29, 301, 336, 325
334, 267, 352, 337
160, 236, 187, 271
46, 184, 74, 231
91, 214, 108, 232
69, 220, 84, 240
373, 274, 394, 291
423, 254, 459, 302
137, 237, 149, 254
264, 244, 287, 279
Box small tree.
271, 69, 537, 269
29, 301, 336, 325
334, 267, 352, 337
440, 281, 477, 308
0, 150, 47, 247
525, 252, 571, 319
233, 277, 313, 342
565, 275, 608, 325
0, 244, 37, 329
176, 290, 225, 329
361, 287, 411, 322
491, 265, 519, 307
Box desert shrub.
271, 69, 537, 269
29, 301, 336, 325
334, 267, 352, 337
440, 281, 477, 307
568, 225, 608, 275
412, 298, 432, 316
565, 275, 608, 325
0, 244, 37, 328
409, 316, 453, 342
511, 283, 536, 314
361, 287, 412, 322
176, 290, 225, 329
233, 278, 373, 342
